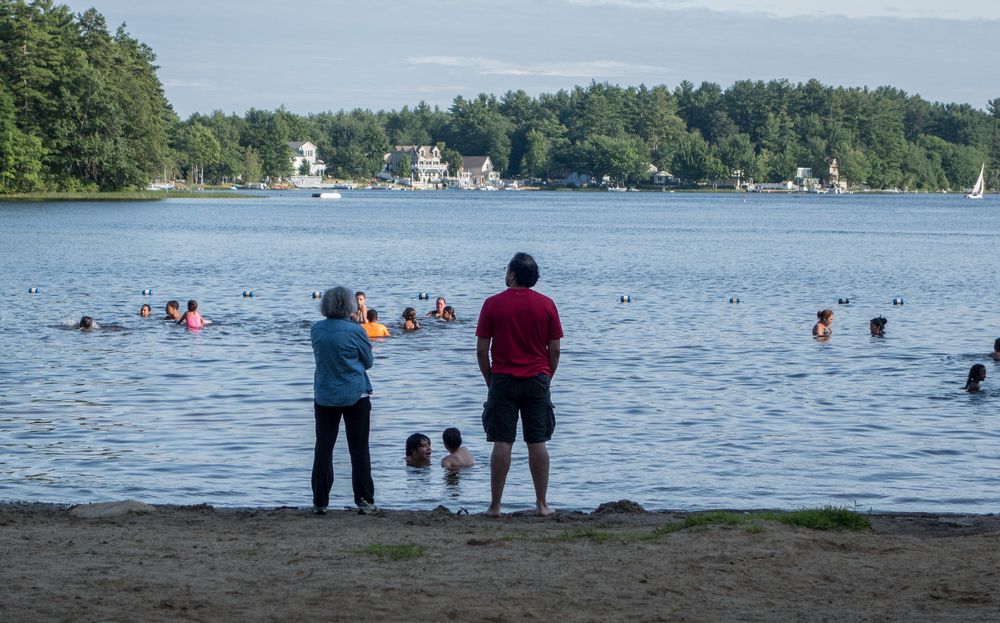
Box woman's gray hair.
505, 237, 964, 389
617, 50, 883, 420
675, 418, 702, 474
320, 286, 357, 319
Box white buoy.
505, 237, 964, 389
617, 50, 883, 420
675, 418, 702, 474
28, 287, 39, 294
838, 298, 850, 304
892, 297, 904, 305
729, 297, 740, 304
242, 291, 254, 298
417, 292, 430, 300
142, 289, 153, 296
620, 295, 633, 303
312, 291, 322, 299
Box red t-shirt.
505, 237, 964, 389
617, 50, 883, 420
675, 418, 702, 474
476, 288, 563, 378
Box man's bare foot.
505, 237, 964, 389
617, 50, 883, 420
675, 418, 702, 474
536, 503, 554, 517
484, 505, 502, 518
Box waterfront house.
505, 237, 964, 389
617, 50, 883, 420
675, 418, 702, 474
288, 141, 327, 176
459, 156, 499, 187
381, 146, 449, 186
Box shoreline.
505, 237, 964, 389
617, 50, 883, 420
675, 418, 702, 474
2, 501, 998, 621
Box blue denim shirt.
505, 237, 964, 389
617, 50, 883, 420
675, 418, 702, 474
311, 318, 374, 407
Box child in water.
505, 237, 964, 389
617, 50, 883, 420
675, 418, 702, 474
964, 364, 986, 392
79, 316, 94, 330
440, 427, 475, 469
402, 307, 420, 332
140, 304, 152, 318
441, 305, 456, 321
812, 309, 833, 337
991, 338, 1000, 361
870, 316, 887, 337
362, 309, 390, 338
177, 299, 210, 329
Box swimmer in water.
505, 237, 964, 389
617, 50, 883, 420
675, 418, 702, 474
991, 338, 1000, 361
164, 300, 182, 321
812, 309, 833, 338
440, 427, 475, 469
441, 305, 456, 321
140, 304, 152, 318
79, 316, 94, 330
402, 307, 420, 332
362, 308, 390, 338
964, 364, 986, 392
405, 433, 432, 467
870, 316, 887, 337
426, 296, 447, 319
177, 299, 210, 329
352, 291, 368, 324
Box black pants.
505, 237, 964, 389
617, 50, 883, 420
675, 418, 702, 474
311, 398, 374, 507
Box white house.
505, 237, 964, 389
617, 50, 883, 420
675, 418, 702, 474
381, 146, 449, 185
459, 156, 499, 187
288, 141, 327, 176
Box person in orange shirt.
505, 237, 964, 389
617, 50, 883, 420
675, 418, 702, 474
362, 309, 390, 338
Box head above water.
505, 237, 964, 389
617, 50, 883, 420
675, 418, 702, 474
402, 307, 417, 321
994, 338, 1000, 353
405, 433, 431, 465
817, 309, 833, 324
366, 308, 378, 322
166, 300, 179, 313
320, 286, 356, 319
435, 296, 446, 312
187, 299, 198, 312
140, 304, 151, 318
870, 316, 887, 336
964, 363, 987, 390
442, 427, 462, 452
79, 316, 94, 329
506, 252, 539, 288
442, 305, 455, 321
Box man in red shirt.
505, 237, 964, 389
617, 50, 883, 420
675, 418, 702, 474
476, 252, 563, 517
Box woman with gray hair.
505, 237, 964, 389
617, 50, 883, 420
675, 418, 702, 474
310, 286, 376, 515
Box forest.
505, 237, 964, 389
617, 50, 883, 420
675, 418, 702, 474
2, 0, 998, 193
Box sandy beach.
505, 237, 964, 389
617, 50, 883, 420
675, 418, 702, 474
2, 501, 998, 622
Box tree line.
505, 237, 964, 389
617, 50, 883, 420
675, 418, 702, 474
2, 1, 998, 193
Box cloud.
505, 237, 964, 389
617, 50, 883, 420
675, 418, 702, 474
408, 56, 668, 78
162, 78, 215, 89
564, 0, 1000, 20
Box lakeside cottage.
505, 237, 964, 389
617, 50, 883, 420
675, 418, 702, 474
288, 141, 326, 176
380, 146, 449, 186
459, 156, 500, 188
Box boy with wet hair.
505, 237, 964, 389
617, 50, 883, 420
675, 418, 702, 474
441, 427, 475, 469
405, 433, 431, 467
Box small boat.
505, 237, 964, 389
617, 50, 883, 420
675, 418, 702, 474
312, 192, 342, 199
607, 186, 626, 192
966, 163, 985, 199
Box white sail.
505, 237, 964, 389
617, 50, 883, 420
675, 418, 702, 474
966, 164, 985, 199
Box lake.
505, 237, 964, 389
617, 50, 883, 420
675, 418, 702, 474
1, 190, 998, 513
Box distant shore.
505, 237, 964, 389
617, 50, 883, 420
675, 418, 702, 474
2, 501, 997, 621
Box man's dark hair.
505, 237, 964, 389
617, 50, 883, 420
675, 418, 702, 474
507, 252, 539, 288
366, 308, 378, 322
405, 433, 430, 456
166, 300, 179, 310
442, 427, 462, 451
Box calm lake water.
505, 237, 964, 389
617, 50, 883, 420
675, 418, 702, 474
2, 190, 999, 513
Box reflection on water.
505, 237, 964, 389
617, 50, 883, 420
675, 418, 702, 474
2, 191, 1000, 512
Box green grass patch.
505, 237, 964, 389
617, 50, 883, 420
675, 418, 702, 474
568, 507, 869, 544
764, 507, 871, 531
556, 527, 622, 543
357, 543, 427, 561
0, 190, 258, 202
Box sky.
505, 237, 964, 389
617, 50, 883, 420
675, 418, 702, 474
60, 0, 998, 118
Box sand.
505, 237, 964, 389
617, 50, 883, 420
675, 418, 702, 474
2, 501, 999, 622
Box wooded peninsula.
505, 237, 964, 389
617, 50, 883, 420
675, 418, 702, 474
2, 1, 997, 193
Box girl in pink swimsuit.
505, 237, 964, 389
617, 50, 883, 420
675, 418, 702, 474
177, 299, 206, 329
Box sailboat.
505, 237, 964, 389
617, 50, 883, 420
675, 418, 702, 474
966, 163, 985, 199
